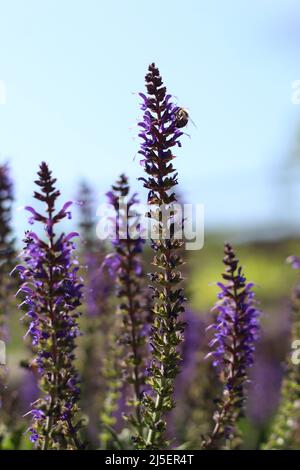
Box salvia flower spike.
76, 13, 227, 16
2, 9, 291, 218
203, 242, 260, 449
105, 174, 146, 436
137, 63, 186, 449
14, 162, 83, 449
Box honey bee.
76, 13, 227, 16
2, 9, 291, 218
174, 107, 196, 129
174, 107, 189, 128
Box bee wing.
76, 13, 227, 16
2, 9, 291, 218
189, 116, 197, 128
181, 106, 197, 128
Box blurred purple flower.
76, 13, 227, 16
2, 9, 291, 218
0, 163, 14, 411
247, 355, 282, 427
287, 255, 300, 270
103, 174, 146, 434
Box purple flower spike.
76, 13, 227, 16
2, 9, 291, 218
14, 162, 83, 450
136, 64, 186, 449
203, 242, 260, 449
103, 174, 147, 434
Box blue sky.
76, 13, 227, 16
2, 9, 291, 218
1, 0, 300, 237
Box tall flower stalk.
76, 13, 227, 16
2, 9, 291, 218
14, 162, 83, 449
105, 174, 146, 437
203, 243, 260, 449
263, 255, 300, 449
137, 63, 186, 449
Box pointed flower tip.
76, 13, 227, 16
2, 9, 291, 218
10, 265, 25, 276
65, 232, 80, 241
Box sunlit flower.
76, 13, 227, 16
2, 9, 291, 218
14, 162, 83, 450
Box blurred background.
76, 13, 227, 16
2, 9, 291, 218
1, 0, 300, 449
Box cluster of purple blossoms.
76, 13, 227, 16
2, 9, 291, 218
209, 247, 259, 371
104, 174, 146, 436
138, 66, 184, 203
14, 162, 83, 449
105, 174, 144, 277
204, 242, 260, 448
136, 63, 186, 449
